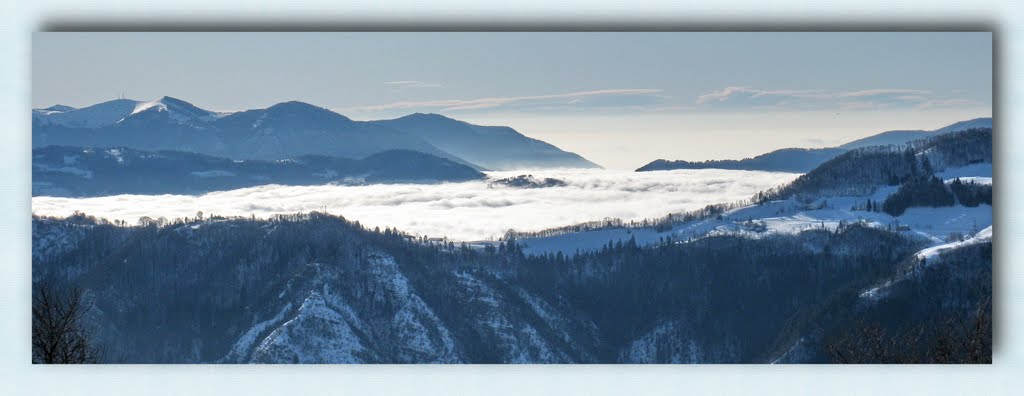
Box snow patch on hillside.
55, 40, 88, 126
453, 271, 563, 363
916, 225, 992, 262
937, 163, 992, 179
367, 253, 460, 362
31, 219, 91, 263
946, 177, 991, 185
129, 97, 224, 124
250, 291, 368, 363
521, 179, 990, 257
770, 337, 811, 364
223, 302, 293, 362
860, 225, 993, 300
34, 99, 139, 128
518, 288, 598, 345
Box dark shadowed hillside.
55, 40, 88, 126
636, 118, 991, 173
756, 128, 992, 201
33, 211, 988, 363
33, 146, 485, 197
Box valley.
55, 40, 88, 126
31, 99, 994, 364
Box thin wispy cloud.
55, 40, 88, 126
692, 85, 987, 112
384, 80, 442, 88
696, 86, 934, 105
915, 98, 977, 110
693, 86, 986, 112
350, 88, 665, 113
834, 88, 932, 98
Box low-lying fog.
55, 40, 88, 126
32, 169, 800, 241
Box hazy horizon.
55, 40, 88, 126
33, 32, 992, 169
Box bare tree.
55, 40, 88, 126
827, 299, 991, 364
32, 282, 103, 364
826, 321, 924, 364
930, 298, 992, 364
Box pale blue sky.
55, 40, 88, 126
33, 32, 992, 169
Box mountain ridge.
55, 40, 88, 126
373, 113, 602, 170
33, 97, 602, 171
636, 117, 992, 173
32, 146, 485, 197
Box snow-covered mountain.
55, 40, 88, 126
34, 99, 468, 166
636, 117, 992, 173
33, 98, 603, 170
30, 96, 224, 127
373, 113, 601, 170
124, 96, 225, 125
33, 98, 140, 128
32, 96, 225, 128
33, 104, 77, 115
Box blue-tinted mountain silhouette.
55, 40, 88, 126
33, 146, 484, 197
636, 117, 991, 173
33, 97, 601, 170
373, 113, 601, 170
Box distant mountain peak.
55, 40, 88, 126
33, 96, 601, 170
157, 95, 193, 107
33, 98, 141, 128
839, 117, 992, 150
102, 98, 142, 107
396, 112, 461, 123
127, 96, 219, 124
35, 104, 76, 113
374, 114, 602, 170
260, 101, 352, 122
933, 117, 991, 134
412, 112, 449, 118
268, 100, 335, 113
637, 117, 993, 174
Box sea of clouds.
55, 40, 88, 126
31, 169, 799, 241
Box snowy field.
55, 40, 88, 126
518, 194, 993, 256
31, 168, 799, 242
519, 163, 994, 256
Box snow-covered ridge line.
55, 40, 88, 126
33, 97, 235, 129
127, 96, 228, 124
520, 197, 991, 257
859, 225, 992, 300
33, 99, 140, 129
916, 225, 992, 261
945, 177, 991, 186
